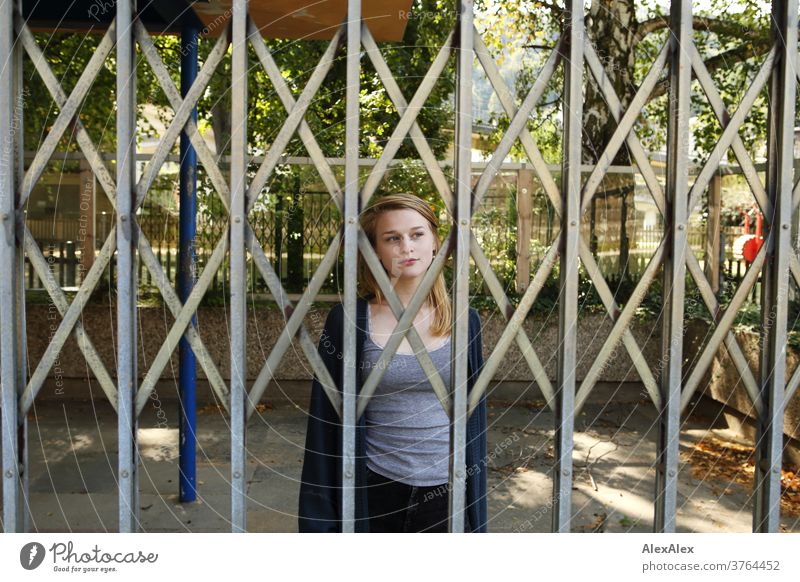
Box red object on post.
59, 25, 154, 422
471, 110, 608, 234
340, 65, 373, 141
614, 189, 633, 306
742, 210, 763, 264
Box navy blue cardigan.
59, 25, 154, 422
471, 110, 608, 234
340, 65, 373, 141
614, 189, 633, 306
298, 296, 488, 532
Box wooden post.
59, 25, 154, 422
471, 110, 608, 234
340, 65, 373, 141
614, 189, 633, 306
705, 172, 721, 294
516, 168, 533, 294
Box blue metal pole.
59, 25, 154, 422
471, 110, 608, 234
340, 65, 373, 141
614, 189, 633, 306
179, 16, 199, 503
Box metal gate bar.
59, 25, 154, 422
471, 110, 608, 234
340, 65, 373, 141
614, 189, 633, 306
341, 0, 361, 534
655, 0, 691, 533
116, 0, 139, 534
755, 0, 797, 532
1, 0, 20, 534
552, 0, 583, 533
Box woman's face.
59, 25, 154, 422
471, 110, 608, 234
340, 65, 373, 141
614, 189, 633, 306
372, 208, 437, 281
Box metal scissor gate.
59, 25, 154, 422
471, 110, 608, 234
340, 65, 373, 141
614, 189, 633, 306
1, 0, 797, 533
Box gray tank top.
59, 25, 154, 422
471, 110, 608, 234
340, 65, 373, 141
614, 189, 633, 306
361, 302, 452, 486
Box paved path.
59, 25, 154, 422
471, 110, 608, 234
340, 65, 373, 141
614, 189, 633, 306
3, 390, 798, 533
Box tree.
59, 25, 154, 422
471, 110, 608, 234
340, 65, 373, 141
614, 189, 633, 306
21, 0, 460, 293
476, 0, 777, 283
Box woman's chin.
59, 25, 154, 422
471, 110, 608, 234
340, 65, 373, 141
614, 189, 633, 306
389, 266, 421, 279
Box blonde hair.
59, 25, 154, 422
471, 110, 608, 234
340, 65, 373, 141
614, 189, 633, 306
358, 193, 452, 336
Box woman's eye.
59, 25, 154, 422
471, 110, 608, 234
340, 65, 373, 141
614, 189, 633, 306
385, 232, 423, 242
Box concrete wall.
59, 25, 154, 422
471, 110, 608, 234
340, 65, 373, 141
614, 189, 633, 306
702, 326, 800, 465
25, 302, 667, 384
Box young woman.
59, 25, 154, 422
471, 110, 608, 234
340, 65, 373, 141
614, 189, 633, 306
298, 193, 488, 533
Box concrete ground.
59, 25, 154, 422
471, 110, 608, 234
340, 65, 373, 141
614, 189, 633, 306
2, 381, 799, 533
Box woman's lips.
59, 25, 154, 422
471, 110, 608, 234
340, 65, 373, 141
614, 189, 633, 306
401, 259, 418, 265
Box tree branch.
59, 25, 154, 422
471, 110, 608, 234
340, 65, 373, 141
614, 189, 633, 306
648, 40, 771, 101
635, 15, 768, 45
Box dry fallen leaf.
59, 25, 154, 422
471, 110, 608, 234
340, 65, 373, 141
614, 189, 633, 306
682, 436, 800, 516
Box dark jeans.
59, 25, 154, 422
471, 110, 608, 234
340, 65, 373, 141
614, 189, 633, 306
366, 465, 461, 533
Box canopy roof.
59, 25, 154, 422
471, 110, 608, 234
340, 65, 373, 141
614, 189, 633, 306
21, 0, 414, 40
194, 0, 414, 41
21, 0, 200, 34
